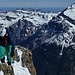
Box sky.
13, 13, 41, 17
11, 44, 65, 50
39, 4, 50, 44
0, 0, 75, 8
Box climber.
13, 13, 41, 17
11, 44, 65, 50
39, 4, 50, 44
0, 26, 15, 66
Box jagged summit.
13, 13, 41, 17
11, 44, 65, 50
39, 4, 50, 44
67, 3, 75, 10
63, 3, 75, 20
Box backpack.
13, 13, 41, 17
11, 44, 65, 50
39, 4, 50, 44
6, 27, 15, 57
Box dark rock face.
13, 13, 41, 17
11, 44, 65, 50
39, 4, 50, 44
20, 24, 48, 50
57, 45, 75, 75
11, 19, 37, 45
11, 19, 49, 50
32, 43, 62, 75
32, 43, 75, 75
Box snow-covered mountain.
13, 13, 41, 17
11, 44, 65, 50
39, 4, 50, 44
32, 3, 75, 75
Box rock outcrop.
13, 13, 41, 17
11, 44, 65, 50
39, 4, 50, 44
0, 45, 36, 75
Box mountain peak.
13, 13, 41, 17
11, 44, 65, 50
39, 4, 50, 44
68, 3, 75, 9
63, 3, 75, 20
32, 3, 75, 75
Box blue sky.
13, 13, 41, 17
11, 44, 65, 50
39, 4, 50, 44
0, 0, 75, 8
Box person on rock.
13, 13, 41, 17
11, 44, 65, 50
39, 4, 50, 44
0, 26, 15, 65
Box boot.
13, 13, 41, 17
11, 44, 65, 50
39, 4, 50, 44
7, 61, 11, 66
1, 57, 5, 63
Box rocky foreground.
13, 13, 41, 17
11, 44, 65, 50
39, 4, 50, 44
0, 45, 36, 75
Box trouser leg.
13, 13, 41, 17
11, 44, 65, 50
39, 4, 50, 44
5, 45, 12, 62
0, 46, 5, 59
